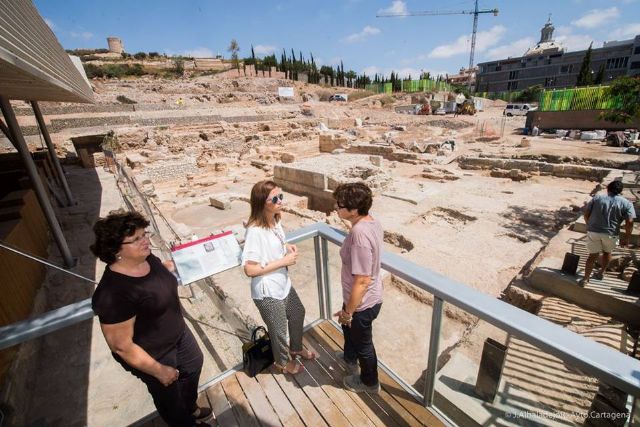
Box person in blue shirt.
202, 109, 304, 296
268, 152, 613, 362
580, 180, 636, 286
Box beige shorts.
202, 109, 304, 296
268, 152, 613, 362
586, 231, 618, 254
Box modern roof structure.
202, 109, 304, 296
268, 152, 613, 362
0, 0, 94, 103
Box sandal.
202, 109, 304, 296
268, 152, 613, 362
275, 359, 304, 375
290, 349, 317, 361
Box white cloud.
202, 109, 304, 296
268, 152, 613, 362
556, 34, 595, 51
485, 37, 535, 60
183, 47, 214, 58
610, 23, 640, 40
70, 31, 93, 40
571, 7, 619, 29
44, 18, 55, 30
361, 66, 381, 76
429, 25, 506, 58
377, 1, 407, 16
253, 45, 276, 56
342, 26, 381, 43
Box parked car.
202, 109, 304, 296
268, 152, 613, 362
503, 103, 536, 116
329, 94, 348, 102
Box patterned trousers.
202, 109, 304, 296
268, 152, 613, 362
253, 287, 306, 365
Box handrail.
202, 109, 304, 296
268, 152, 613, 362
2, 222, 640, 399
311, 222, 640, 397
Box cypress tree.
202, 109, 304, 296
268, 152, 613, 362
251, 45, 257, 76
594, 64, 605, 85
576, 42, 594, 87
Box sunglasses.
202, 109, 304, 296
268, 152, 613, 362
267, 193, 284, 204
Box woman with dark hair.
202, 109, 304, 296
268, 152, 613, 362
242, 180, 316, 375
333, 182, 383, 394
91, 211, 211, 427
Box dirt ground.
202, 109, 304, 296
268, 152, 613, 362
3, 72, 639, 426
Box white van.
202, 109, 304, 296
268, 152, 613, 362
503, 103, 535, 116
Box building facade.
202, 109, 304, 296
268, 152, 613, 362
476, 18, 640, 93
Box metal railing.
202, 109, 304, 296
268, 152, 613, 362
2, 222, 640, 425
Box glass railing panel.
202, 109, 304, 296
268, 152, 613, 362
287, 238, 321, 324
432, 301, 636, 426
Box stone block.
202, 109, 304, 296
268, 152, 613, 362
274, 166, 327, 190
319, 133, 349, 153
281, 153, 296, 163
369, 155, 383, 167
209, 194, 231, 210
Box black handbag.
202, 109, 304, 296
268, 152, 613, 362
242, 326, 274, 377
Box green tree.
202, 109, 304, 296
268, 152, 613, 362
601, 76, 640, 123
228, 39, 240, 74
576, 42, 593, 87
172, 57, 184, 76
263, 54, 277, 77
133, 52, 147, 60
516, 85, 543, 102
594, 65, 605, 85
251, 45, 257, 76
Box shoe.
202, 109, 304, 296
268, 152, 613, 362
275, 359, 304, 375
578, 278, 588, 287
594, 271, 604, 280
335, 351, 359, 375
192, 406, 213, 420
343, 374, 380, 394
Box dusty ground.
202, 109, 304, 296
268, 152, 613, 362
2, 72, 639, 426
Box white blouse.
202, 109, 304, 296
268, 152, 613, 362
241, 222, 292, 300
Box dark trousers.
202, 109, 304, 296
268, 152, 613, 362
120, 328, 203, 427
342, 303, 382, 386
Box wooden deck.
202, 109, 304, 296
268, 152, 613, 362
140, 321, 444, 427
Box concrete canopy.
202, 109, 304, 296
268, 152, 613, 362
0, 0, 94, 103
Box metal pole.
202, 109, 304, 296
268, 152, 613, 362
321, 237, 332, 318
313, 235, 326, 319
424, 296, 444, 406
31, 101, 75, 206
0, 97, 76, 268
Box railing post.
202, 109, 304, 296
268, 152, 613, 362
321, 237, 332, 318
424, 296, 443, 407
314, 236, 326, 319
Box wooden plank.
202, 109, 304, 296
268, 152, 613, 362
318, 322, 444, 426
305, 328, 398, 427
300, 334, 377, 427
221, 375, 260, 427
206, 382, 239, 427
288, 359, 351, 427
198, 391, 217, 426
255, 371, 305, 427
271, 366, 329, 427
235, 370, 283, 427
316, 322, 425, 427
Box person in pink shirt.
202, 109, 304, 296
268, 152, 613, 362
333, 182, 384, 394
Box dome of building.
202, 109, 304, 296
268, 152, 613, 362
524, 15, 565, 56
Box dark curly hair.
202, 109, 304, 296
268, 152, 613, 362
607, 180, 624, 196
333, 182, 373, 216
90, 211, 150, 264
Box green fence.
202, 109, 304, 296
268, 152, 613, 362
538, 85, 623, 112
365, 79, 451, 94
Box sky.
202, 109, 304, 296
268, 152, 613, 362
35, 0, 640, 79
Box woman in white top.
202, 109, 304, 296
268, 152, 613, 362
242, 180, 316, 374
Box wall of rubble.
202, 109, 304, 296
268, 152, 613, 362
143, 160, 199, 183
459, 156, 611, 181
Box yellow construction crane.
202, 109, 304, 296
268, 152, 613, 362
377, 0, 499, 92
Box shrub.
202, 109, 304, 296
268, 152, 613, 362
516, 85, 543, 103
348, 90, 375, 102
133, 52, 147, 60
83, 63, 147, 79
379, 95, 395, 106
316, 89, 333, 101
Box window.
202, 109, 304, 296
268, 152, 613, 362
507, 81, 519, 90
509, 70, 519, 79
495, 65, 502, 71
634, 46, 640, 55
631, 61, 640, 70
607, 57, 630, 69
544, 77, 555, 87
560, 64, 573, 74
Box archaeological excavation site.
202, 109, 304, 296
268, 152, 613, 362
2, 2, 640, 427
